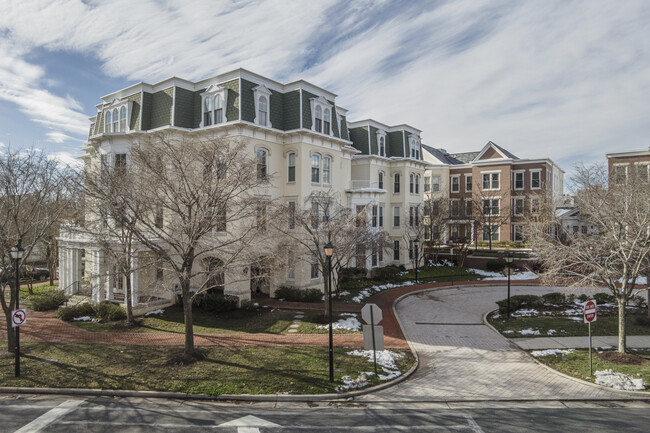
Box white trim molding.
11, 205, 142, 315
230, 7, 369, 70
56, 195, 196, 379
199, 84, 230, 127
252, 84, 273, 128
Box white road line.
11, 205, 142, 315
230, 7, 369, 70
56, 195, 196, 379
55, 421, 476, 430
13, 399, 84, 433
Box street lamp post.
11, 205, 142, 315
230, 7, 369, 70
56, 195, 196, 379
505, 252, 514, 319
323, 242, 335, 382
10, 244, 25, 377
413, 238, 420, 283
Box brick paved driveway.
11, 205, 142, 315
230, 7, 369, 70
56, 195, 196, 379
361, 285, 643, 401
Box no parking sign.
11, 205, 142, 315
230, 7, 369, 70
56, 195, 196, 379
11, 309, 26, 327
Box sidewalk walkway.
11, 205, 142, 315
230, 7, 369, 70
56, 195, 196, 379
512, 335, 650, 350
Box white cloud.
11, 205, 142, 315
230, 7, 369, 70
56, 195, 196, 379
45, 131, 84, 144
0, 0, 648, 173
47, 151, 84, 169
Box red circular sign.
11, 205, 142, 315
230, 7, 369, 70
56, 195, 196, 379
584, 300, 597, 322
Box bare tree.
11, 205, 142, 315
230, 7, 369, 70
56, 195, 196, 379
401, 204, 426, 271
423, 196, 449, 264
0, 149, 79, 353
271, 190, 388, 315
471, 182, 511, 250
530, 164, 650, 353
123, 131, 274, 356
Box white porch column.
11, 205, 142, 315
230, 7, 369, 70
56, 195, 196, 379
59, 247, 67, 293
66, 248, 74, 294
130, 254, 139, 307
470, 221, 475, 243
90, 251, 98, 302
72, 249, 80, 294
106, 261, 114, 301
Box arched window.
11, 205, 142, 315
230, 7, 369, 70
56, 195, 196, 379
119, 106, 127, 132
311, 154, 320, 183
410, 138, 419, 159
214, 95, 223, 124
378, 171, 384, 189
287, 152, 296, 183
410, 173, 415, 193
204, 98, 212, 126
256, 149, 267, 179
323, 156, 331, 184
258, 96, 268, 126
323, 108, 331, 135
112, 108, 118, 132
415, 174, 420, 194
314, 105, 322, 133
394, 173, 400, 193
379, 136, 385, 156
105, 110, 112, 133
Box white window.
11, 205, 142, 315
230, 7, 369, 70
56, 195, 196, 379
482, 199, 500, 216
531, 170, 541, 189
214, 95, 223, 124
394, 173, 400, 193
256, 202, 267, 232
286, 254, 295, 281
201, 84, 229, 127
379, 136, 385, 156
287, 152, 296, 183
614, 165, 628, 185
119, 106, 127, 132
323, 156, 331, 184
378, 171, 384, 189
531, 197, 540, 215
409, 137, 420, 159
482, 172, 500, 190
256, 149, 268, 179
512, 224, 524, 242
513, 171, 524, 190
451, 175, 460, 193
415, 175, 420, 194
287, 201, 296, 230
513, 197, 524, 216
105, 110, 112, 133
378, 206, 384, 227
393, 240, 400, 261
409, 173, 415, 193
465, 199, 473, 217
424, 176, 430, 192
112, 108, 118, 132
409, 206, 419, 227
252, 84, 272, 128
204, 98, 212, 126
311, 257, 320, 279
482, 225, 499, 241
311, 154, 320, 183
465, 175, 472, 192
114, 153, 127, 170
323, 108, 331, 135
431, 176, 440, 192
393, 206, 400, 227
371, 205, 378, 227
451, 199, 460, 217
314, 105, 322, 133
258, 96, 268, 127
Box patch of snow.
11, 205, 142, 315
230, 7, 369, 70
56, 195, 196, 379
144, 309, 164, 316
512, 309, 539, 317
531, 349, 574, 357
547, 329, 556, 335
566, 317, 583, 321
340, 313, 357, 317
619, 276, 648, 285
519, 328, 541, 335
335, 291, 350, 297
352, 281, 415, 303
72, 316, 93, 322
318, 317, 361, 331
492, 313, 501, 319
336, 372, 370, 391
469, 268, 537, 280
503, 330, 514, 334
346, 349, 404, 383
595, 369, 645, 391
253, 302, 259, 307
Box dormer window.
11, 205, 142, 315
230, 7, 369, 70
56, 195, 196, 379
119, 107, 127, 132
315, 106, 322, 133
309, 96, 333, 136
200, 84, 229, 128
323, 108, 331, 135
204, 98, 212, 126
105, 111, 112, 133
376, 130, 387, 157
103, 98, 132, 133
214, 95, 223, 124
252, 84, 272, 128
409, 136, 420, 159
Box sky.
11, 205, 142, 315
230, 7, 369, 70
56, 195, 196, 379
0, 0, 648, 176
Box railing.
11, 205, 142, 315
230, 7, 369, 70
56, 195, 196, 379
349, 180, 381, 190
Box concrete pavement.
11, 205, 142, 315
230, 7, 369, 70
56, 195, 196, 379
360, 285, 648, 401
512, 335, 650, 350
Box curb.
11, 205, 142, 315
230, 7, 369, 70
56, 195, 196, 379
481, 309, 650, 399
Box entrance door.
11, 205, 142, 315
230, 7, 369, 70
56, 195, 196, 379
250, 259, 270, 296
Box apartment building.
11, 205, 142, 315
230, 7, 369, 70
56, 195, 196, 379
57, 69, 426, 308
607, 147, 650, 186
423, 141, 564, 244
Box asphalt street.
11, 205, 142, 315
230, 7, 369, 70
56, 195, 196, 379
2, 395, 650, 432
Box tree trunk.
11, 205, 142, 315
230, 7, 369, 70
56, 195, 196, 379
181, 277, 194, 355
647, 285, 649, 320
4, 314, 15, 354
124, 269, 134, 324
617, 299, 627, 353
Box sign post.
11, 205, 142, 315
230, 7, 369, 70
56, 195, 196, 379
583, 300, 598, 376
361, 303, 383, 374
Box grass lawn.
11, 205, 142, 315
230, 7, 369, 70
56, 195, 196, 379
72, 305, 361, 335
533, 349, 650, 391
0, 343, 414, 395
3, 284, 59, 309
490, 314, 650, 338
